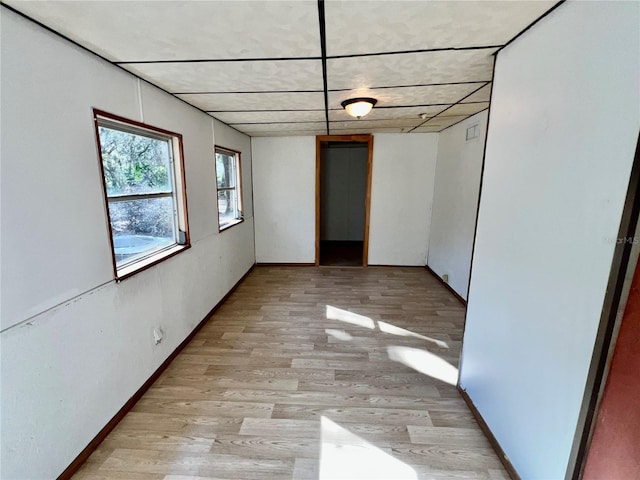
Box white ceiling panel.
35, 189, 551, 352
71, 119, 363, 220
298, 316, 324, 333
233, 122, 327, 132
6, 0, 321, 61
327, 50, 496, 90
325, 1, 557, 55
330, 119, 422, 130
5, 0, 561, 137
213, 110, 326, 125
328, 83, 484, 109
412, 126, 443, 133
461, 84, 492, 103
125, 60, 323, 94
415, 115, 469, 130
330, 105, 446, 122
248, 129, 328, 137
177, 92, 325, 112
331, 127, 405, 134
443, 102, 490, 116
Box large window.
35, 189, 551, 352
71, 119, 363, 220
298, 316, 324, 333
94, 110, 190, 280
215, 146, 243, 231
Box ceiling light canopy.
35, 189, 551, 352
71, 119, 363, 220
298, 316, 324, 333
341, 97, 377, 119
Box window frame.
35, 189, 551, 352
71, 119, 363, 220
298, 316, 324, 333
214, 145, 244, 232
93, 109, 191, 281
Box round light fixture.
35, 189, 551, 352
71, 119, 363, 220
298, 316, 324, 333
341, 97, 377, 119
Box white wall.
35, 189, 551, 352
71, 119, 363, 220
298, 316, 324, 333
459, 2, 639, 479
252, 133, 438, 265
252, 136, 316, 263
368, 133, 438, 265
428, 111, 487, 299
0, 10, 255, 479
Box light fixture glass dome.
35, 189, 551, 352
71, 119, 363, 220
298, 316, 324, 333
341, 97, 377, 119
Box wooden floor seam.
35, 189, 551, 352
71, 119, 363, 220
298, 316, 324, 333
72, 265, 508, 480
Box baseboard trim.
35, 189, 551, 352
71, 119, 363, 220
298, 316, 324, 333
424, 265, 467, 307
255, 262, 316, 267
458, 386, 521, 480
57, 264, 256, 480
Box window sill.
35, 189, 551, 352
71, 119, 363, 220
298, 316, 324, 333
115, 243, 190, 281
219, 217, 244, 233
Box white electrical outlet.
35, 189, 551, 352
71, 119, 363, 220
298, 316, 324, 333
153, 327, 164, 345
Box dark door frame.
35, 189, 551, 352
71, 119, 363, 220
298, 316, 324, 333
315, 134, 373, 267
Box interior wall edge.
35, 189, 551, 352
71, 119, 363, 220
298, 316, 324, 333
457, 386, 521, 480
458, 1, 639, 478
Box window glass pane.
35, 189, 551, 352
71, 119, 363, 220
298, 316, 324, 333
99, 126, 172, 196
109, 197, 176, 267
218, 189, 240, 227
216, 152, 236, 189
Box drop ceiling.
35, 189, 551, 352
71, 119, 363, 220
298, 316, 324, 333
4, 0, 557, 137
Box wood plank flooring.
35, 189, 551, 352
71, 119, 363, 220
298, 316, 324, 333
72, 266, 508, 480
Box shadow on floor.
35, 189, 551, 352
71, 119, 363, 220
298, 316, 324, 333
320, 240, 363, 266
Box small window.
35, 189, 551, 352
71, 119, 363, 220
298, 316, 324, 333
215, 146, 243, 231
94, 110, 190, 280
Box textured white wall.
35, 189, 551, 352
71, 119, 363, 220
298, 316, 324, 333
368, 133, 438, 265
428, 111, 487, 299
251, 133, 438, 265
459, 2, 640, 478
0, 11, 255, 479
252, 136, 316, 263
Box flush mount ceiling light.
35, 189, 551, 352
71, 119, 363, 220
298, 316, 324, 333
341, 97, 377, 119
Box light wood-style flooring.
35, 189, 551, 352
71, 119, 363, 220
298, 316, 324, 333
73, 266, 508, 480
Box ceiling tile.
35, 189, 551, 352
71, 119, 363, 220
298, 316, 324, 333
178, 92, 325, 112
7, 0, 321, 61
327, 50, 496, 90
330, 105, 446, 122
247, 129, 328, 137
416, 115, 469, 130
461, 83, 492, 103
330, 127, 405, 134
328, 83, 484, 109
125, 60, 323, 94
442, 102, 489, 116
213, 110, 326, 124
324, 1, 557, 55
412, 126, 444, 133
233, 122, 327, 132
330, 119, 421, 130
6, 0, 551, 138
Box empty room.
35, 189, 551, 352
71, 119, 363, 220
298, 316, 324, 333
1, 1, 639, 480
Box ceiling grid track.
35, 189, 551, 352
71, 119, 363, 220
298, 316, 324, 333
408, 81, 492, 133
317, 0, 330, 135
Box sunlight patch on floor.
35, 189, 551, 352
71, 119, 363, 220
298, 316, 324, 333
325, 328, 354, 341
326, 305, 376, 329
387, 346, 459, 385
319, 416, 417, 480
378, 320, 449, 349
326, 305, 448, 350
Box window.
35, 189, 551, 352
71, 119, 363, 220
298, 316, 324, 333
94, 110, 190, 280
215, 146, 243, 231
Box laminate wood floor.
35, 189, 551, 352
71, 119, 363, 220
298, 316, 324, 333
73, 266, 508, 480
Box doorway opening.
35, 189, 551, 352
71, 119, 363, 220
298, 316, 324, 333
316, 135, 373, 267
